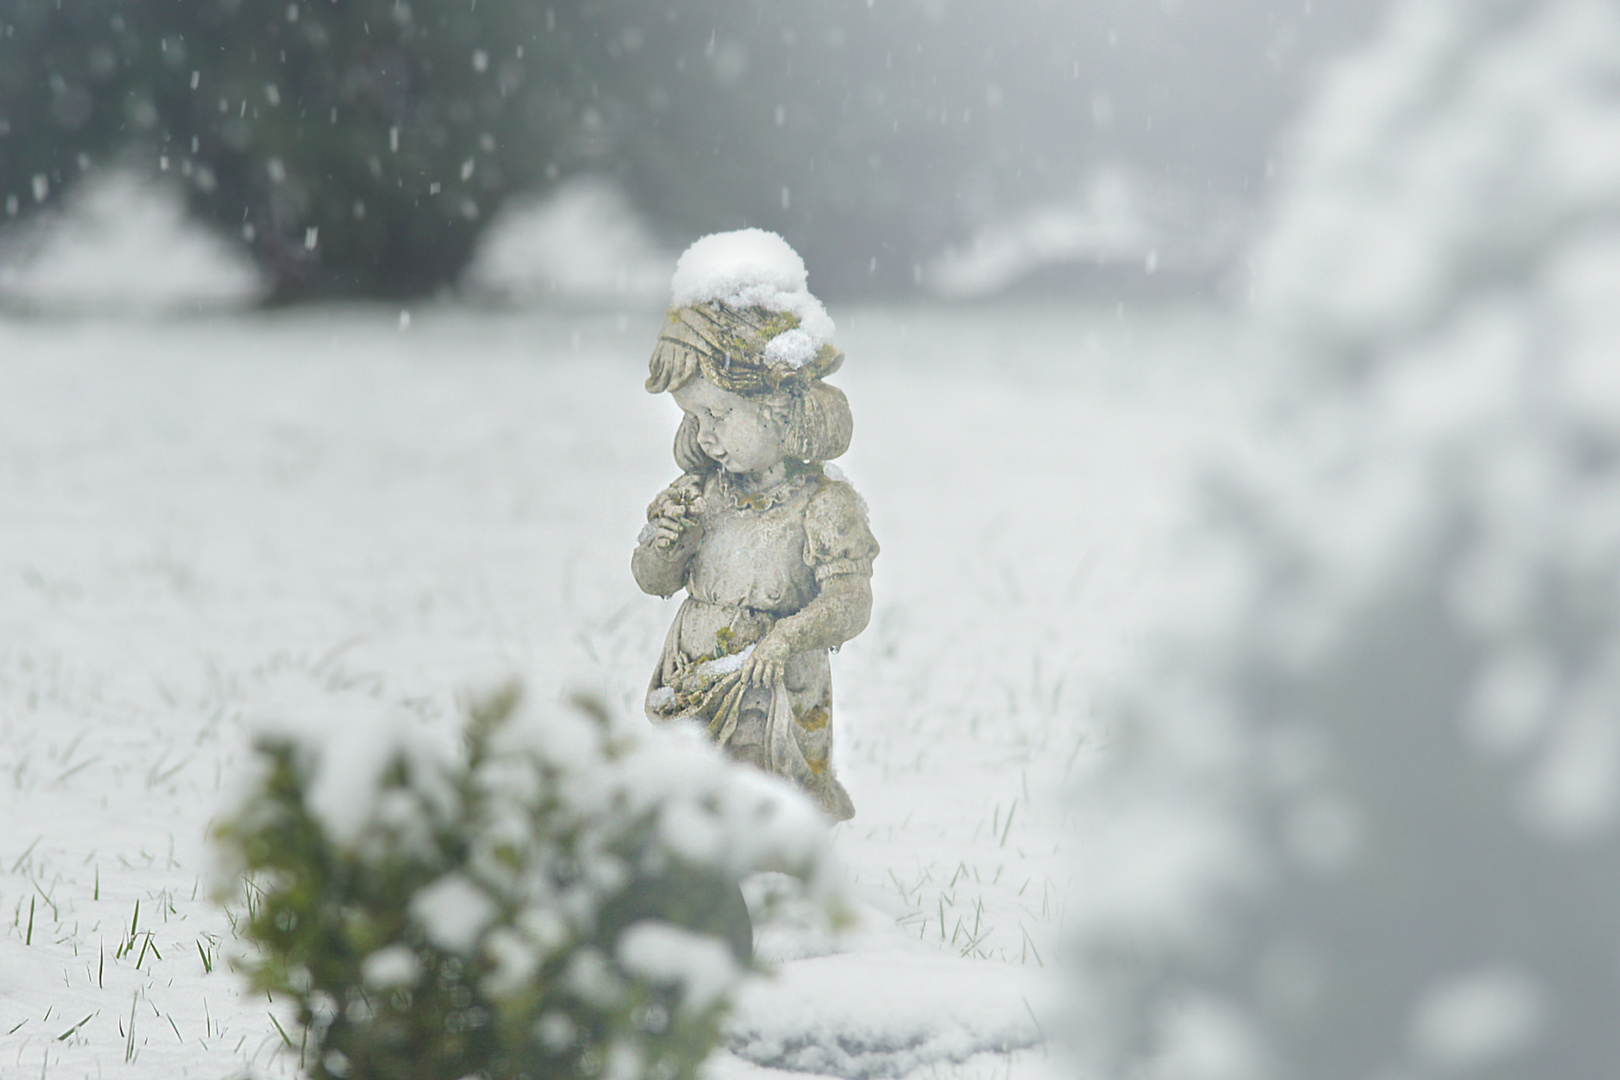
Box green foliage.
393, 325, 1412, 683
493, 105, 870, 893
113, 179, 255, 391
214, 685, 831, 1080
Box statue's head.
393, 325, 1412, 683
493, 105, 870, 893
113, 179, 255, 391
646, 231, 852, 472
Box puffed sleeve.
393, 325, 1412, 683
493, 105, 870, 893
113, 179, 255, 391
803, 478, 880, 582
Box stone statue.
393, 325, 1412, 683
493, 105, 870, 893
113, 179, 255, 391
633, 230, 877, 821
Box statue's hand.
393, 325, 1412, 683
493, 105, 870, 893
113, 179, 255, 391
742, 630, 791, 688
652, 510, 701, 551
646, 488, 702, 551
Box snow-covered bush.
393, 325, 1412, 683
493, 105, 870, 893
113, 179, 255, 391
213, 684, 839, 1080
1072, 2, 1620, 1077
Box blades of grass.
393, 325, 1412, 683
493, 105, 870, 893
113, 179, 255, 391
31, 878, 59, 920
55, 1012, 95, 1041
267, 1011, 295, 1050
124, 992, 138, 1063
56, 729, 87, 769
887, 867, 910, 904
26, 896, 35, 945
54, 756, 102, 783
11, 835, 42, 873
1019, 923, 1044, 967
1021, 995, 1047, 1042
151, 757, 190, 786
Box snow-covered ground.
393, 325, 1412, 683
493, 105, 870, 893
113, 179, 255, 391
0, 301, 1263, 1079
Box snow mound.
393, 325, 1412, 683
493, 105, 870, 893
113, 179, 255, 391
0, 169, 266, 313
671, 229, 835, 366
463, 175, 673, 304
726, 949, 1043, 1078
924, 166, 1244, 298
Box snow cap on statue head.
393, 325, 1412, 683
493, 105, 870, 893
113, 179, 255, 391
648, 229, 843, 397
669, 229, 836, 353
649, 229, 851, 468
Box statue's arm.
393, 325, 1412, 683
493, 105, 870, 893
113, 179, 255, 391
740, 573, 872, 687
772, 574, 872, 652
631, 529, 698, 598
741, 477, 879, 687
632, 476, 705, 598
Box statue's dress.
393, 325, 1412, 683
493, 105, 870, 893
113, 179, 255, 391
643, 464, 877, 820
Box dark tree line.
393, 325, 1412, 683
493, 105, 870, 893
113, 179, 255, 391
1, 0, 591, 301
0, 0, 1381, 303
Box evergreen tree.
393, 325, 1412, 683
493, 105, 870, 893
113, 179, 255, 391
129, 0, 590, 301
1, 0, 601, 301
1, 0, 1389, 303
0, 1, 131, 223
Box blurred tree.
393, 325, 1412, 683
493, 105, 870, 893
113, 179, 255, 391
1, 0, 1387, 303
1072, 2, 1620, 1077
573, 0, 1089, 295
128, 0, 590, 301
1, 0, 601, 301
533, 0, 1385, 298
0, 2, 133, 224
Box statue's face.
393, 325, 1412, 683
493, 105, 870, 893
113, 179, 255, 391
672, 376, 787, 475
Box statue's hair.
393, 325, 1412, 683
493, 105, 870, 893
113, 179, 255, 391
673, 381, 853, 472
649, 339, 701, 398
647, 303, 843, 397
785, 380, 853, 462
673, 414, 710, 473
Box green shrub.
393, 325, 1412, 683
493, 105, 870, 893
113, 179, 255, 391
214, 684, 838, 1080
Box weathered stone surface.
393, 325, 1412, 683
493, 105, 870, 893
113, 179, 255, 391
634, 234, 876, 820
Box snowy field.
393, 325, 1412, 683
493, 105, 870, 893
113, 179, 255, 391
0, 301, 1263, 1079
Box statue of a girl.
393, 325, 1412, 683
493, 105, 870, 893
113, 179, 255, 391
633, 230, 877, 821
